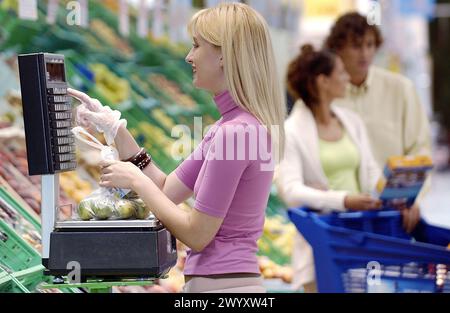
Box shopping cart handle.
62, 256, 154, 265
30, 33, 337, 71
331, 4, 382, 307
287, 207, 326, 244
349, 232, 367, 245
288, 206, 319, 217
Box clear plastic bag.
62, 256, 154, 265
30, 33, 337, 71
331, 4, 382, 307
71, 127, 151, 221
77, 190, 151, 221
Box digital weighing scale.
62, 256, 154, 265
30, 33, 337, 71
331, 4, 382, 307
18, 52, 177, 283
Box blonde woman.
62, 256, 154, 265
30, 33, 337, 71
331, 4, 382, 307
68, 3, 285, 293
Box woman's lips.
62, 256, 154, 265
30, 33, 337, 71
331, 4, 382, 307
359, 61, 369, 68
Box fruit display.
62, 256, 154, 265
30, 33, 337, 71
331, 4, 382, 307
90, 63, 131, 104
1, 89, 24, 126
158, 253, 187, 293
138, 121, 176, 157
258, 256, 293, 284
0, 175, 36, 220
90, 19, 133, 57
0, 157, 41, 213
149, 73, 198, 110
258, 215, 296, 265
0, 134, 97, 220
151, 108, 177, 131
0, 200, 42, 251
0, 189, 41, 252
59, 171, 94, 204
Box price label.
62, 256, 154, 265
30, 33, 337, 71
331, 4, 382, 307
152, 0, 164, 39
19, 0, 38, 21
80, 0, 89, 28
47, 0, 59, 24
137, 0, 149, 38
119, 0, 130, 36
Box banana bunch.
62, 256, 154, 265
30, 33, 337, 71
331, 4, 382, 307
90, 63, 130, 104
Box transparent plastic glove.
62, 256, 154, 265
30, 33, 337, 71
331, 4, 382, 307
68, 88, 127, 145
75, 105, 126, 145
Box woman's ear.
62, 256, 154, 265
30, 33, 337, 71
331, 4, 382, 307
316, 74, 328, 90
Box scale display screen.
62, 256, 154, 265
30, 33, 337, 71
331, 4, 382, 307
46, 62, 66, 82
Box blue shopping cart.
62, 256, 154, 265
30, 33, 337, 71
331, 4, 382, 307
288, 207, 450, 293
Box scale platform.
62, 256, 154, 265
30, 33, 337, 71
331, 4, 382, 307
45, 218, 177, 280
54, 217, 161, 229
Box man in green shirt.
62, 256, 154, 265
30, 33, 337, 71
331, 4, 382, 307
325, 12, 432, 232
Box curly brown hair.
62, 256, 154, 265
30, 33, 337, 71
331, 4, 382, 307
286, 44, 336, 108
325, 12, 383, 51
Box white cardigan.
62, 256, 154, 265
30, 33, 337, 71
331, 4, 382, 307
276, 101, 381, 212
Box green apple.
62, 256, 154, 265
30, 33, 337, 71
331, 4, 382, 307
93, 201, 113, 220
123, 191, 139, 200
134, 198, 150, 220
116, 199, 136, 219
77, 200, 94, 221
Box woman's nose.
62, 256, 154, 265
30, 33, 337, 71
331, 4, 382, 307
185, 50, 193, 64
343, 71, 350, 83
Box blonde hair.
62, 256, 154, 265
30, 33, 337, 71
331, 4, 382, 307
188, 3, 286, 158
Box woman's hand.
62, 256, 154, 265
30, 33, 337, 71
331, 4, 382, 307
401, 203, 421, 233
383, 200, 421, 233
99, 160, 147, 190
68, 88, 105, 112
68, 88, 126, 145
344, 194, 382, 211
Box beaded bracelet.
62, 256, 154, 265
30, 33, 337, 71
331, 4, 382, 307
123, 148, 144, 163
123, 147, 152, 170
136, 155, 152, 170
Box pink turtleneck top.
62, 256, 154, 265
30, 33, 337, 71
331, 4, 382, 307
175, 90, 274, 275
